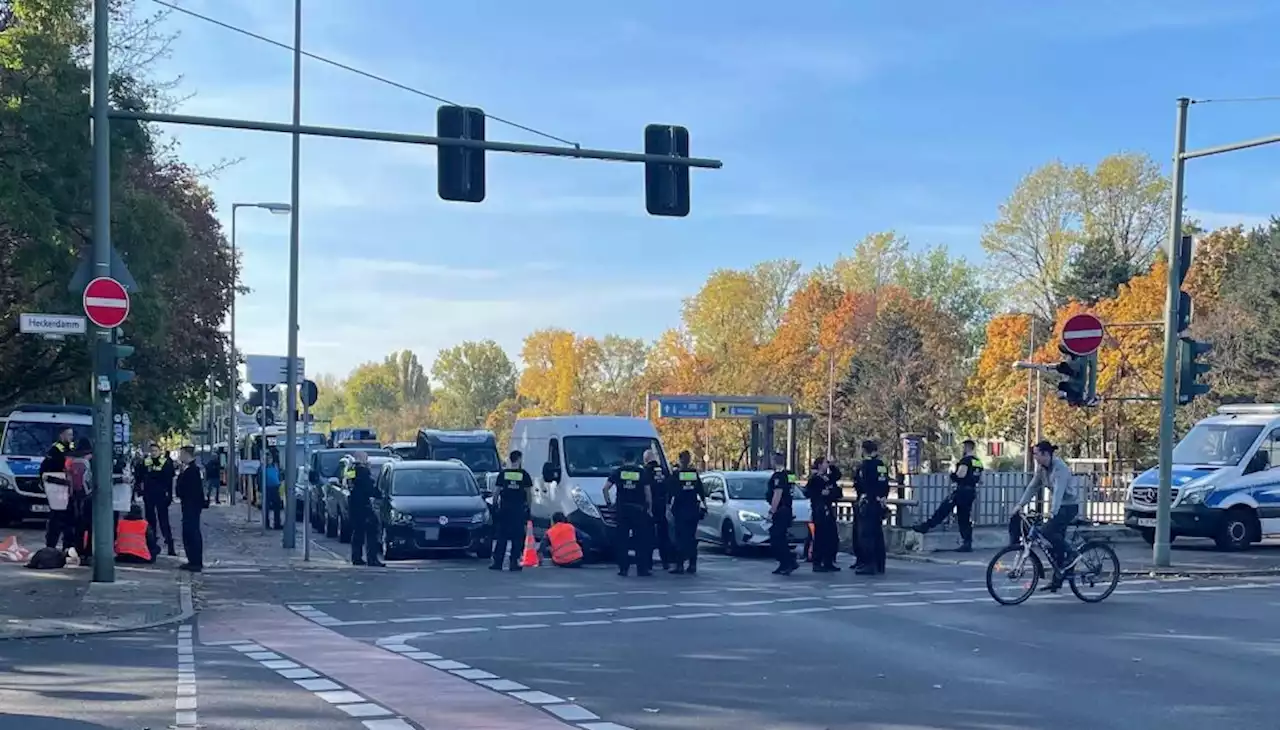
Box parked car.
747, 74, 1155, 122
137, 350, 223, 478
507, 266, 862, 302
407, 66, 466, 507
697, 470, 812, 555
385, 441, 416, 460
302, 448, 389, 539
378, 460, 492, 560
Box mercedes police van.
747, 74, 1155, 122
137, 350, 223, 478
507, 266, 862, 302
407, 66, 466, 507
1125, 404, 1280, 550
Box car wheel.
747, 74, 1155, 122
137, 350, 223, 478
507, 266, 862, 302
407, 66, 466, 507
1214, 507, 1255, 551
475, 541, 492, 560
721, 521, 741, 556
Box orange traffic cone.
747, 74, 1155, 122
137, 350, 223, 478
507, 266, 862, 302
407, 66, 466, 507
519, 521, 539, 567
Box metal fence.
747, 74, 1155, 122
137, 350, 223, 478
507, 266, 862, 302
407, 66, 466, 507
831, 471, 1138, 528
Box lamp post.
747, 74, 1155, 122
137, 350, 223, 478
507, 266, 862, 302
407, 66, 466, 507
228, 202, 290, 509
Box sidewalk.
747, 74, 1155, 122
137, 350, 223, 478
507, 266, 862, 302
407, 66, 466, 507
199, 501, 350, 571
0, 525, 192, 640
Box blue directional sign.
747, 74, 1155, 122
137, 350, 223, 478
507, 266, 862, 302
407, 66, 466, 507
659, 399, 711, 419
725, 405, 759, 417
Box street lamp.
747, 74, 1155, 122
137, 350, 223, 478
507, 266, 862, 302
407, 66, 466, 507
228, 202, 291, 508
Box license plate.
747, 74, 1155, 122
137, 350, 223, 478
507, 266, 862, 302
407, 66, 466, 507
30, 505, 49, 513
419, 526, 440, 541
1135, 518, 1156, 527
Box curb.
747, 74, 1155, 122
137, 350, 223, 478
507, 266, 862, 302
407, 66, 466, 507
0, 573, 196, 642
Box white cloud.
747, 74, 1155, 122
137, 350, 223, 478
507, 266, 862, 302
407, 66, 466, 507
1186, 209, 1272, 231
336, 259, 502, 280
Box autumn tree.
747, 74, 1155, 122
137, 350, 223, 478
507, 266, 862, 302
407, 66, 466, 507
517, 329, 601, 416
965, 313, 1033, 441
430, 339, 517, 428
588, 335, 648, 415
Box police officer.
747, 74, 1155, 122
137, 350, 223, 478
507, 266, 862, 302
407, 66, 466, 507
174, 445, 205, 572
490, 450, 532, 572
912, 439, 983, 552
766, 451, 799, 576
603, 451, 653, 577
642, 449, 673, 571
667, 450, 706, 575
347, 451, 384, 567
805, 456, 843, 572
141, 443, 177, 556
854, 440, 889, 575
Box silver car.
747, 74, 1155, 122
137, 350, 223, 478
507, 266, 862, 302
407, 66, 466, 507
697, 470, 812, 555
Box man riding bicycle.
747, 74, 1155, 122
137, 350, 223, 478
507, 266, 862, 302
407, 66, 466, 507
1010, 440, 1080, 592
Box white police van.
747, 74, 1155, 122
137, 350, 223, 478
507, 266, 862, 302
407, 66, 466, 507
1125, 404, 1280, 550
0, 404, 94, 524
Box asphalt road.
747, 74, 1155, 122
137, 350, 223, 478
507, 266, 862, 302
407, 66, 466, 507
3, 534, 1279, 729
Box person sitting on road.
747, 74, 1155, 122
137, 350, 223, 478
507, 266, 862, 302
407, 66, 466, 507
115, 504, 158, 564
538, 512, 589, 568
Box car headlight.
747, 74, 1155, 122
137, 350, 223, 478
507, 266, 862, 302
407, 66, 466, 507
1179, 488, 1210, 506
570, 487, 601, 519
389, 509, 414, 526
471, 511, 487, 524
0, 475, 12, 491
738, 510, 765, 523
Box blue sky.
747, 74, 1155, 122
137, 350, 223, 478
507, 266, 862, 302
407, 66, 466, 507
149, 0, 1280, 380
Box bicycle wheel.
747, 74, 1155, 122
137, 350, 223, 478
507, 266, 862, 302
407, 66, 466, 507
986, 545, 1042, 606
1069, 541, 1120, 603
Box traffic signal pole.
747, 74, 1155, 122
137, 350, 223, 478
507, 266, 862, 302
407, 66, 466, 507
1154, 97, 1280, 567
90, 0, 115, 583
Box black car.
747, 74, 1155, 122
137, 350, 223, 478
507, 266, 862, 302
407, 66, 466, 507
304, 448, 389, 537
378, 460, 492, 560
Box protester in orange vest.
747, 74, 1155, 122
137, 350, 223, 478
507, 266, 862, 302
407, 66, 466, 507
537, 512, 588, 568
114, 505, 157, 564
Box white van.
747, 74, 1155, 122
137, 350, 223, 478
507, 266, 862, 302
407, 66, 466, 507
510, 415, 668, 552
1124, 404, 1280, 550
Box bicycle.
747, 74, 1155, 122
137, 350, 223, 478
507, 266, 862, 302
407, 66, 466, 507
985, 512, 1120, 606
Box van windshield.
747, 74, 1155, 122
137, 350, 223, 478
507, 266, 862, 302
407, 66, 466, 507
563, 436, 665, 478
430, 445, 500, 474
2, 421, 89, 457
1172, 424, 1264, 466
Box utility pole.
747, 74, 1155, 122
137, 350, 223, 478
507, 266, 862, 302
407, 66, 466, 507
89, 0, 115, 583
1023, 320, 1036, 472
282, 0, 304, 550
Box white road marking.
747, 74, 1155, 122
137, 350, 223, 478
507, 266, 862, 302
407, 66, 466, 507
174, 625, 197, 729
499, 623, 551, 630
545, 703, 600, 721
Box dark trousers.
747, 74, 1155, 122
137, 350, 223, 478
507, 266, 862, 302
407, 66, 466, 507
143, 496, 173, 546
266, 490, 283, 529
1042, 504, 1079, 573
615, 505, 652, 574
490, 512, 524, 569
856, 501, 886, 573
653, 515, 674, 567
921, 488, 976, 544
671, 513, 699, 569
769, 512, 796, 569
44, 503, 88, 553
812, 509, 839, 567
181, 506, 203, 568
349, 503, 380, 563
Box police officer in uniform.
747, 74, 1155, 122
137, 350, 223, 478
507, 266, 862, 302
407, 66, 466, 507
603, 452, 653, 577
347, 451, 384, 567
804, 456, 843, 572
766, 451, 799, 576
667, 450, 706, 575
854, 440, 890, 575
141, 443, 177, 556
642, 449, 673, 571
490, 450, 533, 572
912, 439, 983, 552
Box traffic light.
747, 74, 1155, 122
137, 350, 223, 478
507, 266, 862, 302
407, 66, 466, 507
246, 385, 279, 410
1054, 344, 1097, 407
437, 105, 486, 203
109, 328, 135, 386
1175, 234, 1195, 334
644, 124, 691, 217
1178, 337, 1212, 404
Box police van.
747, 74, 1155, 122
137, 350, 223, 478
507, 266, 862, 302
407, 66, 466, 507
1125, 404, 1280, 550
0, 404, 94, 524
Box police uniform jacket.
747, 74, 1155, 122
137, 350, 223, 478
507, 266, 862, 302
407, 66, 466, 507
495, 468, 532, 515
141, 455, 176, 499
951, 454, 983, 490
855, 457, 890, 501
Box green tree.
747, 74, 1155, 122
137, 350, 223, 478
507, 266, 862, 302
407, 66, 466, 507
833, 231, 908, 295
385, 350, 429, 405
343, 361, 399, 422
588, 335, 648, 415
894, 244, 998, 350
0, 0, 235, 432
431, 340, 517, 427
1056, 237, 1138, 304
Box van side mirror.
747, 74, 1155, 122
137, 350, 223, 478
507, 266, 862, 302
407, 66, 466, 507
707, 490, 724, 502
1244, 451, 1268, 475
542, 463, 561, 483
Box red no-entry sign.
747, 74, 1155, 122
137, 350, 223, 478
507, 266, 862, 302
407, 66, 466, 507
83, 276, 131, 329
1061, 312, 1104, 356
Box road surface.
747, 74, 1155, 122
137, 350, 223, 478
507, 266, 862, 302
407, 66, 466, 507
1, 540, 1275, 729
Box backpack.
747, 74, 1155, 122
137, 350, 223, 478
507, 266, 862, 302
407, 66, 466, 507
26, 546, 67, 570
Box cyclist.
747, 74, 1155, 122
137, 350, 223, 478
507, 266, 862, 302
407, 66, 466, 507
1011, 440, 1080, 592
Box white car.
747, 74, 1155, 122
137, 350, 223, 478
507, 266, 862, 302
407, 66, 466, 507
697, 470, 812, 555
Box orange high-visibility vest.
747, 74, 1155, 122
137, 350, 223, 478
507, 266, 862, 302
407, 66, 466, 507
114, 518, 151, 561
546, 523, 583, 566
